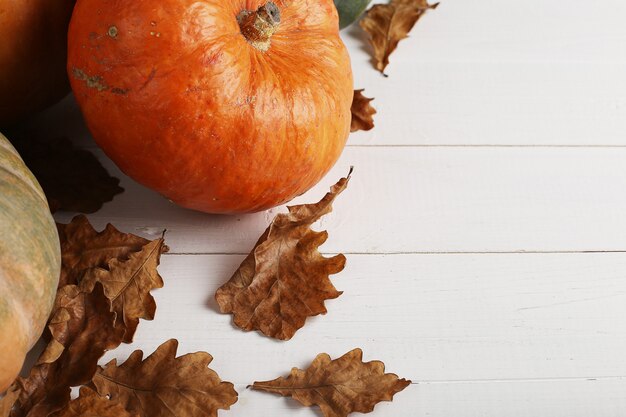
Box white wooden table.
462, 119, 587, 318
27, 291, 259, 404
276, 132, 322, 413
34, 0, 626, 415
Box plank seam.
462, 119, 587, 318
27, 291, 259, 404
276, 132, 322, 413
79, 144, 626, 150
230, 376, 626, 386
162, 250, 626, 256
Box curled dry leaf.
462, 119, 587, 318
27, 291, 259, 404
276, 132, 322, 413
56, 387, 136, 417
351, 90, 377, 132
0, 386, 19, 417
38, 285, 91, 365
80, 238, 167, 343
13, 136, 123, 213
360, 0, 439, 74
92, 339, 238, 417
252, 348, 411, 417
57, 215, 153, 288
215, 172, 352, 341
5, 216, 173, 417
11, 284, 125, 417
38, 284, 126, 366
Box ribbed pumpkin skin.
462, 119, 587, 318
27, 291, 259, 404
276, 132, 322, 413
0, 133, 60, 392
67, 0, 353, 213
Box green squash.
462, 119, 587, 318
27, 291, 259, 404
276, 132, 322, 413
334, 0, 373, 29
0, 132, 60, 392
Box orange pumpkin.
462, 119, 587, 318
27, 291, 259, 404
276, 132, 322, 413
0, 0, 76, 127
67, 0, 353, 213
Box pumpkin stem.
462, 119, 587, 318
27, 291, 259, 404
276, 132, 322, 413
237, 2, 281, 52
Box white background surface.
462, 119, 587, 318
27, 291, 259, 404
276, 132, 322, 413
28, 0, 626, 415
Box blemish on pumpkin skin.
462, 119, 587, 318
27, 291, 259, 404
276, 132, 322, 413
202, 51, 223, 67
186, 86, 203, 94
139, 68, 157, 91
107, 25, 118, 38
235, 96, 257, 107
72, 68, 109, 92
73, 68, 127, 94
111, 87, 130, 95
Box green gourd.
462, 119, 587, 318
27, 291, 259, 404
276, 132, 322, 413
0, 132, 60, 392
334, 0, 373, 29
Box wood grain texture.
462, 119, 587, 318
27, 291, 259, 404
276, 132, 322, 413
55, 147, 626, 254
232, 378, 626, 417
94, 253, 626, 416
345, 0, 626, 145
21, 0, 626, 150
30, 1, 626, 415
101, 253, 626, 381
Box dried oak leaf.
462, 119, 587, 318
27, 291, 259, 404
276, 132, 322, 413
92, 339, 238, 417
14, 136, 123, 213
360, 0, 439, 74
351, 90, 376, 132
80, 238, 167, 343
38, 284, 126, 366
11, 284, 125, 417
0, 386, 19, 417
252, 348, 411, 417
215, 173, 351, 341
56, 387, 137, 417
56, 215, 153, 288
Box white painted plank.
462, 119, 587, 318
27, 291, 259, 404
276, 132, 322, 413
55, 146, 626, 254
14, 0, 626, 147
232, 379, 626, 417
352, 0, 626, 66
104, 253, 626, 382
348, 61, 626, 146
344, 0, 626, 145
90, 252, 626, 416
8, 379, 626, 417
6, 2, 626, 417
26, 61, 626, 148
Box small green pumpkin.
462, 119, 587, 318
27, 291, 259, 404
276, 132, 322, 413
0, 132, 60, 392
334, 0, 372, 29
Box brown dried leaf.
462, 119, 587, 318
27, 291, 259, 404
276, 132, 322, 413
11, 284, 125, 417
252, 348, 411, 417
7, 217, 172, 417
0, 386, 19, 417
215, 173, 351, 341
37, 287, 83, 365
80, 238, 167, 343
92, 339, 238, 417
56, 215, 152, 288
360, 0, 439, 74
13, 136, 123, 213
56, 387, 136, 417
351, 90, 376, 132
